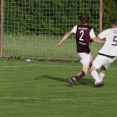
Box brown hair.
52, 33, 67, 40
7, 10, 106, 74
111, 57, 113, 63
78, 14, 90, 24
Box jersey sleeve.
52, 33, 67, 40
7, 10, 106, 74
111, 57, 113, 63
89, 28, 96, 39
98, 29, 109, 39
71, 26, 77, 34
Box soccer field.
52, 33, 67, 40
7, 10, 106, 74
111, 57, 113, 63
0, 58, 117, 117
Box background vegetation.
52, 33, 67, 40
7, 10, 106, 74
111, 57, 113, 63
4, 0, 117, 35
1, 0, 117, 58
103, 0, 117, 29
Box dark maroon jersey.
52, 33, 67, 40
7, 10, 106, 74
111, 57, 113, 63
76, 25, 92, 54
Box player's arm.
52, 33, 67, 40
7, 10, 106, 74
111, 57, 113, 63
56, 31, 73, 47
93, 37, 105, 44
98, 29, 104, 50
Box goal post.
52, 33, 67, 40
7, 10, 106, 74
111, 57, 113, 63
99, 0, 103, 33
0, 0, 103, 60
0, 0, 4, 57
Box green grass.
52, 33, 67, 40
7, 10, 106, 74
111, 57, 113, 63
0, 58, 117, 117
3, 35, 98, 59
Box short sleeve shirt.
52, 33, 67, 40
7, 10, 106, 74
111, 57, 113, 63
71, 25, 96, 53
71, 25, 96, 39
98, 28, 117, 56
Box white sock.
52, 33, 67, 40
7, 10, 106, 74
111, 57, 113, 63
99, 72, 105, 82
91, 70, 101, 83
72, 78, 76, 82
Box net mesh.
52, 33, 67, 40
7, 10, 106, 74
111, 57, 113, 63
3, 0, 99, 59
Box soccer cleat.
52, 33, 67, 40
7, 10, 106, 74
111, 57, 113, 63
68, 79, 74, 87
93, 82, 104, 88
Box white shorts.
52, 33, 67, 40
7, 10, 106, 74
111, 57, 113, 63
78, 53, 91, 64
92, 55, 115, 69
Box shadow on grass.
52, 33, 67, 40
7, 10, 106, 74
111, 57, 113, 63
76, 78, 94, 86
35, 75, 94, 86
35, 75, 67, 82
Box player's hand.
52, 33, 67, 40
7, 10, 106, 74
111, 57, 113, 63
56, 42, 62, 48
56, 43, 61, 48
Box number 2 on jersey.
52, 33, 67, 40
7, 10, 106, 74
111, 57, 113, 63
112, 36, 117, 46
79, 30, 84, 41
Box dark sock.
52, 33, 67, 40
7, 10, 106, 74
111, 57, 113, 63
73, 71, 85, 81
90, 62, 92, 68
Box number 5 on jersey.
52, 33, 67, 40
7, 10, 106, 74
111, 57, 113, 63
112, 36, 117, 46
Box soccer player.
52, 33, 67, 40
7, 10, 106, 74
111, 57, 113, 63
56, 14, 104, 87
90, 18, 117, 87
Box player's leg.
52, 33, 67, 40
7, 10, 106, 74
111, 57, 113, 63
68, 63, 88, 87
90, 65, 101, 83
90, 55, 104, 87
72, 63, 89, 81
99, 66, 106, 82
90, 54, 94, 67
98, 57, 115, 82
68, 53, 90, 87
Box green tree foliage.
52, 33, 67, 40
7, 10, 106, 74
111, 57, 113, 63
3, 0, 116, 35
103, 0, 117, 29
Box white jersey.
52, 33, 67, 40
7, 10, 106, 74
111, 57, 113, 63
98, 28, 117, 57
71, 25, 96, 39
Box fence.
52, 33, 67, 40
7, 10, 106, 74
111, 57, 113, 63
0, 0, 102, 60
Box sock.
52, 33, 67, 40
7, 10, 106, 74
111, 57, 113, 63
91, 70, 101, 83
90, 62, 92, 68
72, 71, 85, 82
99, 72, 105, 82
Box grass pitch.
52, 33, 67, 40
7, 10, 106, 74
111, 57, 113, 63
3, 35, 98, 59
0, 59, 117, 117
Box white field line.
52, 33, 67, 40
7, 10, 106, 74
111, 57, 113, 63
0, 97, 39, 100
0, 97, 117, 104
0, 96, 70, 101
0, 64, 80, 68
0, 64, 39, 68
0, 64, 117, 69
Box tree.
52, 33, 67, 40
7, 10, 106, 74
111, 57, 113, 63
103, 0, 117, 29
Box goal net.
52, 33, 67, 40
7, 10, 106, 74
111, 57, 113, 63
2, 0, 100, 60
